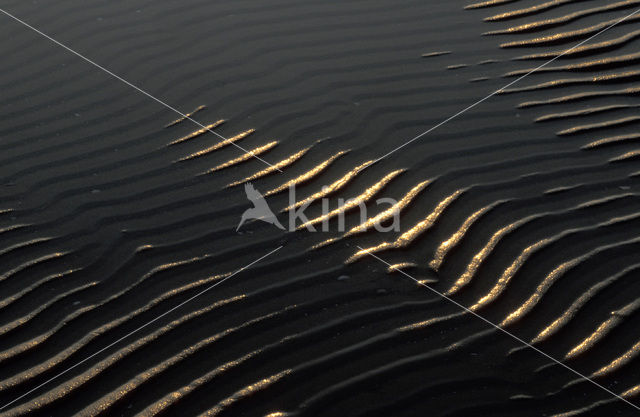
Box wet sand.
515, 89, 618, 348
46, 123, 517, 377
0, 0, 639, 415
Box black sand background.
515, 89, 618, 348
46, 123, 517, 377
0, 0, 639, 415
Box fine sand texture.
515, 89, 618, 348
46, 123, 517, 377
0, 0, 639, 416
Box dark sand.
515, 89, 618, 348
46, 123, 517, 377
0, 0, 639, 415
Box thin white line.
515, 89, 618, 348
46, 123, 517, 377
0, 8, 281, 172
373, 7, 640, 164
357, 247, 640, 412
0, 245, 283, 412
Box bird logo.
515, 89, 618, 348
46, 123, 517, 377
237, 183, 286, 232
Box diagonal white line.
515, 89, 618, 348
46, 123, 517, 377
0, 8, 282, 172
357, 247, 640, 413
372, 7, 640, 164
0, 245, 283, 412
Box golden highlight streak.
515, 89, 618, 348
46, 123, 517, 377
531, 263, 640, 344
564, 321, 617, 362
0, 237, 52, 261
264, 150, 349, 197
583, 133, 640, 149
465, 0, 517, 10
400, 311, 465, 331
567, 298, 640, 360
387, 262, 417, 274
544, 184, 584, 194
502, 257, 582, 327
199, 370, 292, 417
484, 0, 640, 35
167, 120, 226, 146
226, 146, 311, 188
501, 71, 640, 95
136, 351, 266, 416
201, 141, 278, 174
623, 384, 640, 398
500, 15, 640, 48
0, 269, 77, 309
485, 0, 580, 22
0, 252, 69, 284
389, 190, 463, 248
552, 396, 629, 417
422, 51, 451, 57
308, 237, 340, 250
576, 193, 633, 209
297, 170, 405, 230
344, 179, 430, 237
347, 190, 462, 263
474, 213, 640, 313
430, 201, 504, 272
0, 283, 97, 340
558, 115, 640, 136
0, 224, 31, 236
446, 218, 528, 296
283, 160, 374, 211
164, 105, 207, 128
506, 52, 640, 76
470, 239, 552, 311
517, 28, 640, 60
178, 129, 255, 161
536, 104, 640, 123
610, 149, 640, 162
518, 86, 640, 108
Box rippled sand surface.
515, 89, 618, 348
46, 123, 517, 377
0, 0, 639, 415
